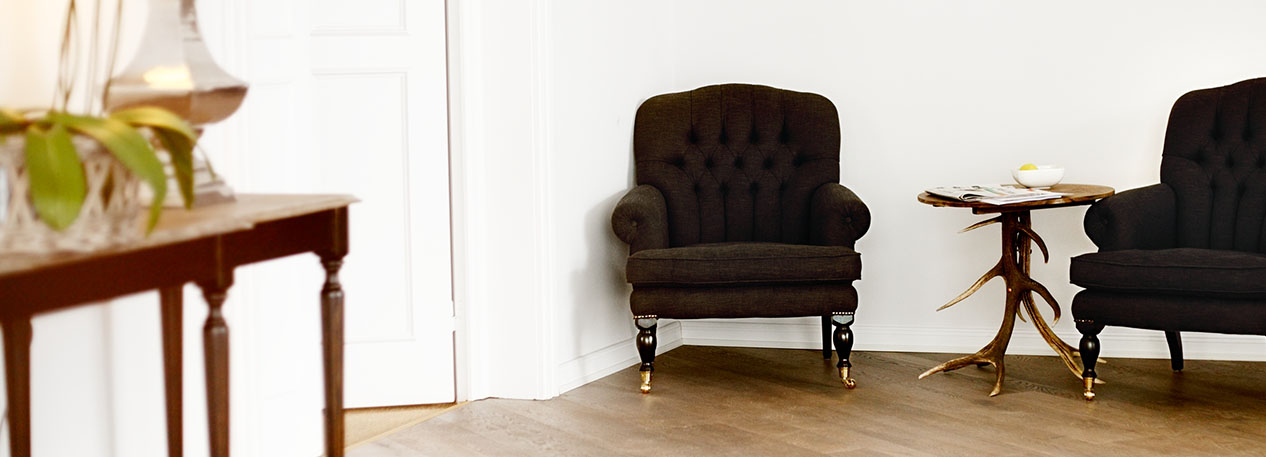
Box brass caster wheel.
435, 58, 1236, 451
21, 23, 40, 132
840, 367, 857, 389
1082, 377, 1096, 401
639, 371, 652, 394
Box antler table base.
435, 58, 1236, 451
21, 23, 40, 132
916, 184, 1114, 396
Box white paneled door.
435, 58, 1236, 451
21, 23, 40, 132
236, 0, 454, 409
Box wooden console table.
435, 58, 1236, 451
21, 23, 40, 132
916, 184, 1113, 396
0, 194, 356, 457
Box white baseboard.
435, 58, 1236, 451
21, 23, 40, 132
556, 319, 683, 394
679, 317, 1266, 362
554, 317, 1266, 396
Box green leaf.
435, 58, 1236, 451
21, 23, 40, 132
110, 107, 199, 209
154, 128, 194, 208
108, 107, 197, 142
24, 124, 87, 231
49, 111, 167, 231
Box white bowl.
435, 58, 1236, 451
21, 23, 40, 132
1011, 165, 1064, 188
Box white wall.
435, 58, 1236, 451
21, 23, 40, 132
544, 1, 683, 393
450, 0, 687, 399
467, 0, 1266, 400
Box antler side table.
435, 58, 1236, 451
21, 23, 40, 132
916, 183, 1113, 396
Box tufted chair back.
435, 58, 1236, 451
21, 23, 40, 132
1162, 77, 1266, 251
633, 84, 841, 247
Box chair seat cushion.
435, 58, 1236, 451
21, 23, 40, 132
631, 283, 858, 319
1071, 290, 1266, 335
1070, 248, 1266, 299
626, 242, 860, 286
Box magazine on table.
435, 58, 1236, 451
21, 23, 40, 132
925, 185, 1066, 205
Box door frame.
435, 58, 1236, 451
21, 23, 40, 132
446, 0, 559, 401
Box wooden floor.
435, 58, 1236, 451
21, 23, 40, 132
350, 346, 1266, 456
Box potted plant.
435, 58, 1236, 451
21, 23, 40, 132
0, 1, 201, 252
0, 107, 198, 229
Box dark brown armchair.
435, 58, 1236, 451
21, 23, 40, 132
1071, 77, 1266, 400
612, 84, 870, 393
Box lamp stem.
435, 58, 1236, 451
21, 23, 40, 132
55, 0, 81, 111
101, 0, 128, 114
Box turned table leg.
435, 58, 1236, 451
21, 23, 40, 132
320, 256, 346, 456
3, 317, 32, 457
160, 286, 185, 457
320, 206, 349, 456
919, 211, 1082, 396
198, 278, 232, 457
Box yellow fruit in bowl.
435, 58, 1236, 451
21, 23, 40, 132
1019, 163, 1038, 171
1012, 164, 1064, 188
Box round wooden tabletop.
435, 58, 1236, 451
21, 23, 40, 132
917, 183, 1115, 214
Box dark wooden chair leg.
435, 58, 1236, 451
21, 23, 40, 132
320, 256, 347, 457
831, 312, 856, 388
1165, 331, 1183, 372
2, 317, 32, 457
821, 315, 832, 360
635, 316, 657, 394
198, 279, 232, 457
160, 286, 185, 457
1077, 319, 1104, 401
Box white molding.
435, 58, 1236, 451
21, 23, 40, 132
445, 0, 559, 401
310, 69, 419, 346
310, 0, 406, 36
445, 0, 482, 402
557, 320, 684, 394
528, 0, 558, 400
680, 318, 1266, 362
310, 67, 410, 77
310, 27, 408, 37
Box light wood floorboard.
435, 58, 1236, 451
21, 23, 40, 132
351, 346, 1266, 456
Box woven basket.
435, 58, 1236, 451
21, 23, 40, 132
0, 135, 143, 253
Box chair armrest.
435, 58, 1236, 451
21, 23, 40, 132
810, 183, 871, 248
612, 185, 669, 254
1083, 183, 1176, 251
